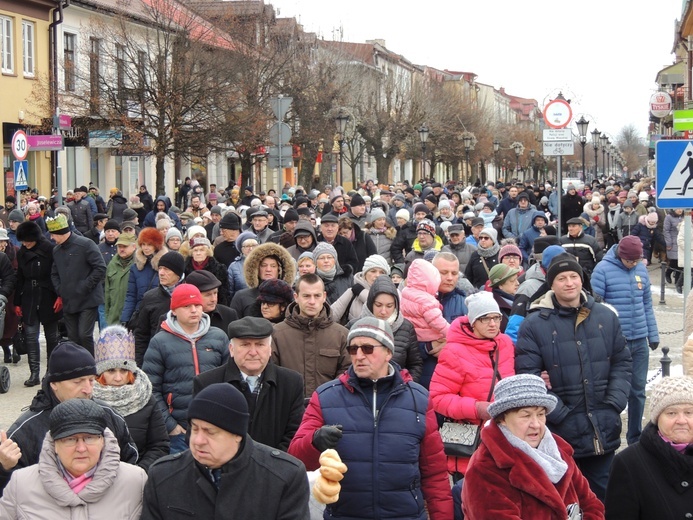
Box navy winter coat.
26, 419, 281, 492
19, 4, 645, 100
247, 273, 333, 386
515, 292, 632, 457
591, 245, 659, 342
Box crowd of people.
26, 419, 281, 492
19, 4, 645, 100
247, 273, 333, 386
0, 175, 688, 518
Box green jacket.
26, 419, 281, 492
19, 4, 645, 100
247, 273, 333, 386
105, 253, 135, 325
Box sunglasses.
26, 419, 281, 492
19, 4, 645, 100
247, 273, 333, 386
346, 344, 381, 355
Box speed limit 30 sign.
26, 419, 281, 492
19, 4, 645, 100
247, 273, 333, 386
11, 130, 28, 161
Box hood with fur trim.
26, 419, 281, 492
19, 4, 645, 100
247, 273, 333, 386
242, 241, 296, 288
134, 246, 167, 271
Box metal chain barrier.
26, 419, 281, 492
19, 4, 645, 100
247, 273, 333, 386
647, 367, 663, 384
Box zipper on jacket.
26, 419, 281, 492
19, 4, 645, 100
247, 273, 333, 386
372, 383, 378, 425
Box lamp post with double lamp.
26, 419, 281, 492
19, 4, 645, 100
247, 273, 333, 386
418, 124, 429, 181
606, 144, 612, 178
513, 142, 523, 179
335, 110, 349, 187
493, 140, 500, 182
591, 128, 600, 181
599, 133, 608, 179
575, 116, 589, 183
463, 134, 473, 184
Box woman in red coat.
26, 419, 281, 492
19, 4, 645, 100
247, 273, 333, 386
463, 374, 604, 519
429, 291, 515, 478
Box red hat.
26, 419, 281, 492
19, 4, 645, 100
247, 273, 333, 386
170, 284, 203, 310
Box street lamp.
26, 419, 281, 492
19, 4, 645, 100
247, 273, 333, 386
513, 142, 523, 178
591, 128, 600, 180
418, 124, 429, 180
493, 140, 500, 182
606, 144, 612, 178
335, 109, 349, 186
529, 149, 536, 181
463, 135, 473, 184
576, 116, 589, 182
599, 133, 608, 179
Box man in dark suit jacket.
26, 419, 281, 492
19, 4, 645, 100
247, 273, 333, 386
193, 316, 304, 451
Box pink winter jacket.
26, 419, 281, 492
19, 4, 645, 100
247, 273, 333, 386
401, 259, 449, 342
429, 315, 515, 475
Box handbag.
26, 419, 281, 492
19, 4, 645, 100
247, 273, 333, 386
439, 345, 500, 458
13, 321, 27, 356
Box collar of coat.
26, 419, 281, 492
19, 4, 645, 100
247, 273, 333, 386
529, 290, 593, 327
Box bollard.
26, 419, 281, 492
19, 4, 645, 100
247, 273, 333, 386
659, 261, 667, 305
661, 347, 671, 378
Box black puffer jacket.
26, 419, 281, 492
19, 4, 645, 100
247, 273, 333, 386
515, 291, 632, 458
322, 264, 354, 305
123, 395, 170, 472
15, 237, 59, 326
347, 275, 423, 382
390, 221, 417, 264
134, 284, 175, 366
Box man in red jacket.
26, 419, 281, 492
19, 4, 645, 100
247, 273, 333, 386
288, 317, 453, 520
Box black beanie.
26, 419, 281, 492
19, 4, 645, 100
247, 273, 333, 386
533, 235, 559, 255
350, 193, 365, 207
546, 253, 583, 288
48, 341, 97, 383
283, 208, 299, 223
158, 251, 185, 278
188, 383, 249, 436
104, 219, 121, 231
219, 212, 241, 230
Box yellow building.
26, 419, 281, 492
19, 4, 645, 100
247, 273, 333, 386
0, 0, 54, 200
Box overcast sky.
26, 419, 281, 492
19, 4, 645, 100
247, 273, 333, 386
269, 0, 682, 142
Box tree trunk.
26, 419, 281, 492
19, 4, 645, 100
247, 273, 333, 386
155, 151, 166, 196
375, 153, 393, 185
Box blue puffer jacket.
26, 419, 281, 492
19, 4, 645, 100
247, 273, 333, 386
227, 256, 248, 300
518, 211, 548, 261
439, 286, 468, 324
143, 315, 229, 432
591, 245, 659, 343
316, 368, 433, 520
120, 248, 165, 323
515, 292, 632, 457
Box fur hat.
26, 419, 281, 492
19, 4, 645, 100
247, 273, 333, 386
257, 279, 294, 306
487, 374, 557, 418
137, 227, 164, 249
95, 325, 136, 374
16, 221, 42, 242
243, 242, 295, 288
347, 317, 395, 353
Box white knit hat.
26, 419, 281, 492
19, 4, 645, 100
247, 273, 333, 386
478, 227, 498, 244
362, 254, 390, 276
649, 376, 693, 423
396, 208, 410, 222
465, 292, 501, 326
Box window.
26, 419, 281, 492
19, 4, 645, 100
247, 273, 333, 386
22, 21, 34, 77
63, 32, 76, 91
0, 16, 13, 74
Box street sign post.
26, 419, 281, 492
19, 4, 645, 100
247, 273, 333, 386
542, 99, 573, 129
13, 160, 28, 191
655, 140, 693, 208
11, 130, 28, 161
543, 141, 575, 156
270, 96, 293, 120
542, 128, 572, 141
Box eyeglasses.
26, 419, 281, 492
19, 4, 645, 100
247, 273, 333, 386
242, 244, 258, 250
346, 344, 381, 355
622, 258, 641, 266
477, 315, 502, 324
57, 434, 102, 447
478, 236, 492, 241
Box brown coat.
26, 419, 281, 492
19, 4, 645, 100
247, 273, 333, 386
271, 302, 350, 398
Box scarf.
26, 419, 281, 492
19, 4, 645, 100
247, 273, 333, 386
193, 258, 210, 270
57, 458, 97, 494
477, 242, 500, 258
499, 424, 568, 484
659, 431, 691, 453
28, 212, 41, 221
318, 266, 336, 282
92, 368, 152, 417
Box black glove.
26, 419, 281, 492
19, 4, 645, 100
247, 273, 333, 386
649, 341, 659, 351
312, 425, 343, 452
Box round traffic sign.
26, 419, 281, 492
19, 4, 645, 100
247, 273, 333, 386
11, 130, 28, 161
542, 99, 573, 129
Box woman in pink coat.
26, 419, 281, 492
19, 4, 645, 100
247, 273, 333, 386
429, 292, 515, 478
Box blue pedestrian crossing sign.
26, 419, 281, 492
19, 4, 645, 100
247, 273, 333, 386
656, 140, 693, 208
13, 161, 28, 191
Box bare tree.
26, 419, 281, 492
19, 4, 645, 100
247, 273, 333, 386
615, 124, 647, 175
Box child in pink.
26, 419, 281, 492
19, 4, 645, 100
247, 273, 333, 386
400, 258, 449, 342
